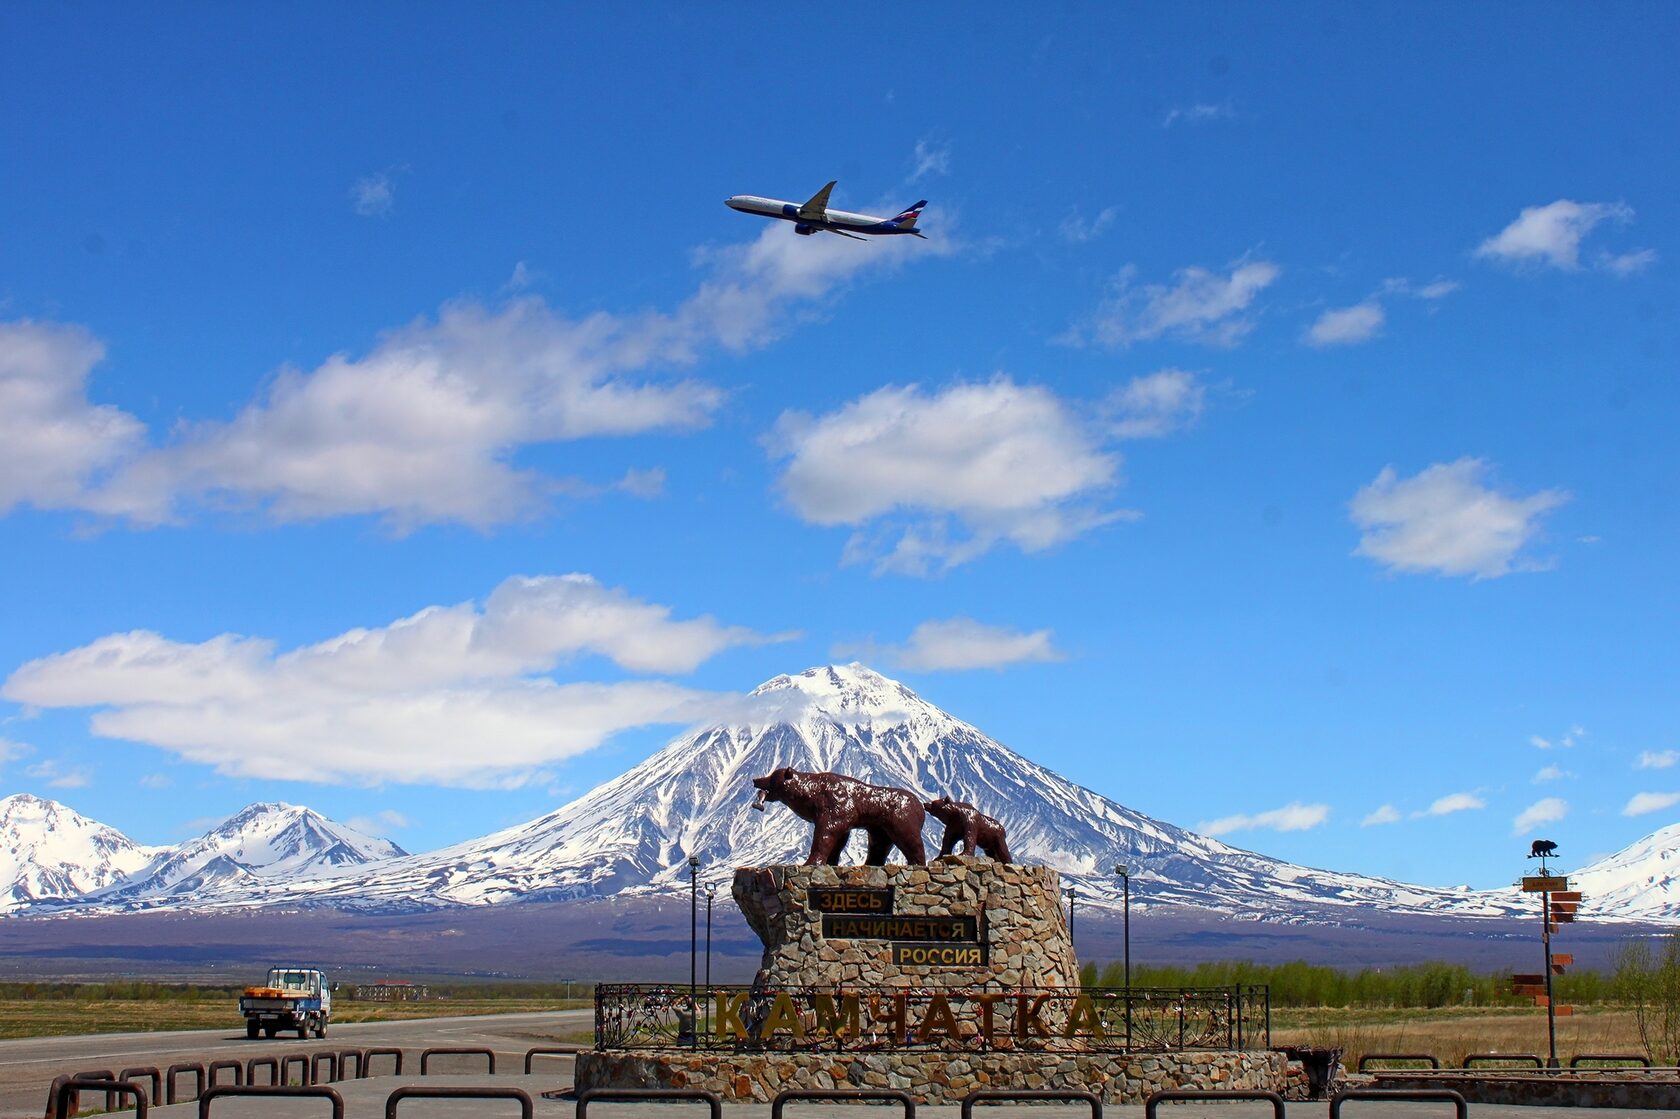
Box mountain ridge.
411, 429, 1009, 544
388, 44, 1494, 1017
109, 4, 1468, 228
5, 665, 1678, 922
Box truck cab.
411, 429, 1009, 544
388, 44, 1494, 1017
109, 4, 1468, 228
239, 966, 332, 1039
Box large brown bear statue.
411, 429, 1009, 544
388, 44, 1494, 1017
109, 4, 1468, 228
751, 767, 927, 866
924, 796, 1011, 862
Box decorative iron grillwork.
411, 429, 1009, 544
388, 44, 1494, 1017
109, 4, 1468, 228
594, 984, 1268, 1053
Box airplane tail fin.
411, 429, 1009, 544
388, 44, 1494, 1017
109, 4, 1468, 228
891, 201, 928, 229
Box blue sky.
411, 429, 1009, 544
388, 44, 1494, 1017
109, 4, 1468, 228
2, 4, 1676, 890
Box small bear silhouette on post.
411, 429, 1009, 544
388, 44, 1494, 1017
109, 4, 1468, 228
1529, 839, 1558, 859
924, 797, 1011, 863
751, 767, 927, 866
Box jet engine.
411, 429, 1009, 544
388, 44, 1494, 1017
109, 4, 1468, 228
794, 223, 819, 236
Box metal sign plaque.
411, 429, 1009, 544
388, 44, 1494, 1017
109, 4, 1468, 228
1521, 875, 1568, 892
891, 942, 987, 967
809, 887, 895, 914
821, 914, 979, 941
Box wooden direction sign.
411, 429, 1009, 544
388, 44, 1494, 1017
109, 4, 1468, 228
1556, 1005, 1575, 1016
1551, 912, 1575, 923
1512, 973, 1547, 985
1551, 954, 1574, 970
1552, 891, 1583, 903
1522, 875, 1569, 892
1513, 983, 1548, 997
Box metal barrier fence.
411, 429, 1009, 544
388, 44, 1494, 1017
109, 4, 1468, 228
386, 1086, 534, 1119
120, 1067, 163, 1108
1569, 1053, 1652, 1068
523, 1046, 583, 1074
1144, 1090, 1280, 1119
1331, 1089, 1468, 1119
576, 1088, 724, 1119
419, 1047, 496, 1074
311, 1053, 340, 1084
966, 1090, 1102, 1119
1461, 1054, 1543, 1069
365, 1048, 405, 1076
66, 1071, 116, 1114
166, 1063, 206, 1104
198, 1085, 344, 1119
280, 1055, 311, 1087
596, 984, 1270, 1052
339, 1050, 366, 1079
207, 1061, 243, 1088
772, 1089, 916, 1119
246, 1057, 281, 1087
1358, 1054, 1441, 1071
53, 1078, 146, 1119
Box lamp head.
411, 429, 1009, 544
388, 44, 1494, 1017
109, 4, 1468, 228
688, 855, 700, 868
1115, 863, 1130, 877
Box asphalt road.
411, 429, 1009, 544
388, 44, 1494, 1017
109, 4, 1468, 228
0, 1010, 591, 1119
8, 1016, 1678, 1119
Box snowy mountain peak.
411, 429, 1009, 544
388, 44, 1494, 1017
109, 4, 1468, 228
1572, 821, 1680, 919
0, 794, 159, 913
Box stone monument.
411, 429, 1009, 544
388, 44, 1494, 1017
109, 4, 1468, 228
575, 768, 1287, 1103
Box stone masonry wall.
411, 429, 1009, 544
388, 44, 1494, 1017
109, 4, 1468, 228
733, 857, 1078, 990
575, 1048, 1291, 1105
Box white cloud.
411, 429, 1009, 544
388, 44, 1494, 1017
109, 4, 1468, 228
1413, 279, 1461, 300
1361, 804, 1402, 827
10, 208, 942, 531
1104, 369, 1206, 439
1637, 750, 1679, 770
1474, 199, 1642, 272
1599, 248, 1657, 276
1531, 725, 1585, 750
853, 618, 1064, 672
1198, 802, 1329, 837
24, 759, 90, 789
1532, 764, 1572, 783
1623, 791, 1680, 817
1162, 103, 1232, 128
0, 737, 32, 772
1350, 458, 1568, 579
770, 377, 1129, 574
347, 809, 410, 836
1418, 792, 1485, 817
0, 320, 147, 517
2, 575, 783, 787
1059, 207, 1119, 243
350, 173, 396, 217
911, 139, 952, 181
1305, 301, 1385, 347
1513, 797, 1569, 835
1072, 259, 1280, 348
138, 773, 171, 790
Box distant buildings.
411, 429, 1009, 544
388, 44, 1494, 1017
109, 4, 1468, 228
351, 979, 430, 1001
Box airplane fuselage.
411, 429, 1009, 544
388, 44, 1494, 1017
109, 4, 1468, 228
725, 195, 921, 237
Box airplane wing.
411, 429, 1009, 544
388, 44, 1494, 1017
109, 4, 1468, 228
797, 180, 837, 220
825, 228, 867, 241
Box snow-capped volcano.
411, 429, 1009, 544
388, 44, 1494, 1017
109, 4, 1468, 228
0, 793, 161, 913
77, 802, 405, 908
65, 663, 1533, 918
8, 666, 1677, 923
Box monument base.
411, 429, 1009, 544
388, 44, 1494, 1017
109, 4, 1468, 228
575, 1048, 1290, 1105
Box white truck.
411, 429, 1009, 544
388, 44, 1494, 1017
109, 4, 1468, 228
239, 966, 332, 1039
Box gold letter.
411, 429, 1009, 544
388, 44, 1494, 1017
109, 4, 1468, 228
715, 992, 748, 1039
1063, 994, 1103, 1039
760, 992, 806, 1038
812, 993, 860, 1038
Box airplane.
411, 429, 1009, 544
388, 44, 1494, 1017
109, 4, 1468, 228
725, 181, 927, 240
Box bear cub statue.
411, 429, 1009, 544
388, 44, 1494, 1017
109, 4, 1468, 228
924, 796, 1011, 863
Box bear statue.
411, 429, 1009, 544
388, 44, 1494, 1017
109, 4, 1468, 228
751, 767, 927, 866
924, 796, 1011, 863
1530, 838, 1559, 859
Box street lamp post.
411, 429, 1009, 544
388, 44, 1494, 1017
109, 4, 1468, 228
688, 855, 699, 1047
1115, 863, 1132, 1050
1066, 887, 1076, 940
705, 885, 717, 989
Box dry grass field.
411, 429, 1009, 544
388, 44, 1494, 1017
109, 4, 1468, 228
1271, 1006, 1650, 1068
0, 997, 590, 1040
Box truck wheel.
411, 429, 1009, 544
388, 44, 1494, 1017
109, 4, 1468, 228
315, 1021, 327, 1039
264, 1025, 278, 1038
296, 1024, 309, 1039
247, 1019, 260, 1039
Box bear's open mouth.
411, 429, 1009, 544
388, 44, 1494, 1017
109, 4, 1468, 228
751, 788, 767, 811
